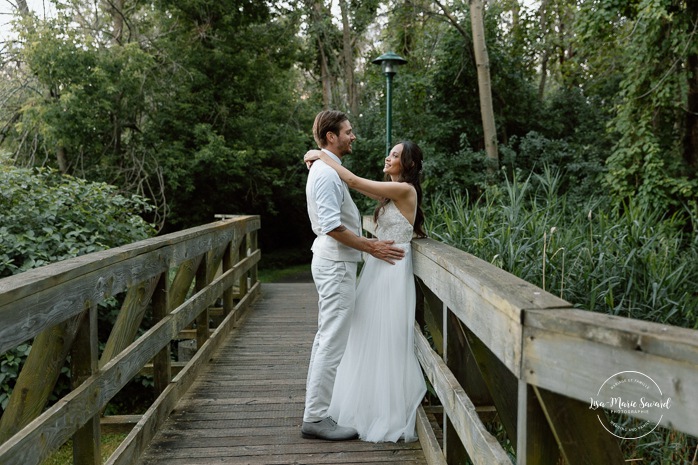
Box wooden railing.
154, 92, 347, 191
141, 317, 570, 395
365, 218, 698, 465
0, 215, 261, 465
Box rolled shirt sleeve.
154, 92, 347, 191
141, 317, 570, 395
314, 168, 344, 234
306, 149, 362, 262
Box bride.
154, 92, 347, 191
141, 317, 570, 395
304, 141, 427, 443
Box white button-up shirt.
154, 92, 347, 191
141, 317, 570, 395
306, 149, 362, 262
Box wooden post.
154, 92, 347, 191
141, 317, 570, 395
449, 314, 493, 408
169, 256, 204, 310
70, 305, 100, 465
152, 272, 171, 395
195, 253, 210, 351
222, 242, 234, 317
445, 310, 470, 465
533, 386, 624, 465
462, 324, 519, 446
249, 230, 258, 285
516, 381, 560, 465
237, 236, 248, 299
0, 315, 82, 443
100, 276, 159, 368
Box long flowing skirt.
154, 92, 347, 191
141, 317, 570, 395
327, 246, 426, 442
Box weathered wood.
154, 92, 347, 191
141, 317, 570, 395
248, 230, 258, 285
446, 311, 472, 465
412, 239, 570, 377
100, 415, 141, 434
523, 309, 698, 438
416, 278, 445, 354
533, 386, 624, 465
414, 323, 511, 465
105, 278, 261, 465
141, 362, 186, 378
4, 210, 697, 465
0, 217, 259, 354
152, 272, 171, 395
416, 406, 447, 465
169, 257, 203, 310
100, 276, 160, 369
524, 308, 698, 365
516, 381, 560, 465
237, 238, 248, 299
222, 243, 234, 317
460, 321, 519, 449
195, 253, 210, 353
0, 216, 259, 305
447, 312, 492, 407
0, 313, 82, 443
71, 305, 100, 465
176, 328, 212, 340
0, 250, 260, 465
131, 283, 427, 465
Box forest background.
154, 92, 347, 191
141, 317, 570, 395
1, 0, 697, 461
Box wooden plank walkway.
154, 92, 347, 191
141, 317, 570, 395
136, 283, 428, 464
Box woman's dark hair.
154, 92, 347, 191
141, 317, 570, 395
373, 140, 426, 238
312, 110, 348, 148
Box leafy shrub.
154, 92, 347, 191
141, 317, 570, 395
0, 165, 155, 277
0, 163, 155, 415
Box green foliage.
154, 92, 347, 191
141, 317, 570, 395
425, 169, 698, 329
16, 16, 158, 181
0, 164, 155, 278
0, 344, 30, 411
575, 0, 698, 214
0, 163, 155, 416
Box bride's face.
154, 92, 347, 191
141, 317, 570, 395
383, 144, 404, 178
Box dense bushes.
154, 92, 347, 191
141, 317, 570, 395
0, 163, 155, 278
0, 161, 155, 412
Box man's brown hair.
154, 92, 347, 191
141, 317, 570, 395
312, 110, 348, 148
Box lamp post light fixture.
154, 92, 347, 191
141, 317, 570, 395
372, 52, 407, 157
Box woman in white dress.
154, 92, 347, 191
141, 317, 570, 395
304, 141, 427, 443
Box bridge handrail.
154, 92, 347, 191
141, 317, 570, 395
0, 215, 261, 465
365, 217, 698, 465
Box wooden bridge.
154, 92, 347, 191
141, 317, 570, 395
0, 215, 696, 465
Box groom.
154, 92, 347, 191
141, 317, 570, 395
302, 110, 405, 440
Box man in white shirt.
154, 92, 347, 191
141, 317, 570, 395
301, 110, 405, 440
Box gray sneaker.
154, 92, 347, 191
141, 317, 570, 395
301, 416, 359, 440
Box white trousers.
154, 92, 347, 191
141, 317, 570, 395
303, 256, 357, 422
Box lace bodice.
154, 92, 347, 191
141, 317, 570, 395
375, 201, 414, 244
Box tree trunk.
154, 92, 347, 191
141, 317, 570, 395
339, 0, 358, 116
469, 0, 499, 170
16, 0, 29, 15
684, 3, 698, 174
56, 146, 68, 173
108, 0, 125, 44
310, 1, 332, 109
537, 0, 550, 99
538, 53, 549, 100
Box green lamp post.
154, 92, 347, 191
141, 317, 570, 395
372, 52, 407, 157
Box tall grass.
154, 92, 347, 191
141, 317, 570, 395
424, 168, 698, 463
425, 168, 698, 329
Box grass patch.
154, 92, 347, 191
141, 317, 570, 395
258, 263, 311, 283
40, 433, 128, 465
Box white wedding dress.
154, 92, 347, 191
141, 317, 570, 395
327, 201, 427, 443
